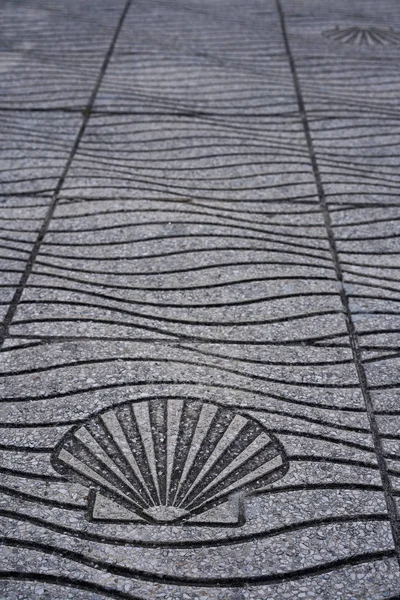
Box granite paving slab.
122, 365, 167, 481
0, 0, 126, 109
94, 0, 298, 116
283, 0, 400, 566
1, 0, 400, 598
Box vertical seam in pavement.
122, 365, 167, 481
276, 0, 400, 563
0, 0, 132, 349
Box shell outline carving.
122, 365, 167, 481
51, 397, 289, 526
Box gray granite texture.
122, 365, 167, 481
93, 0, 298, 115
0, 0, 126, 109
1, 0, 400, 598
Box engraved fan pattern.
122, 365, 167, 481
323, 26, 400, 45
51, 398, 289, 526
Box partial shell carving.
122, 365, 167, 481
323, 26, 400, 46
52, 398, 289, 525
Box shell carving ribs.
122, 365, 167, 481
323, 26, 400, 46
51, 398, 289, 526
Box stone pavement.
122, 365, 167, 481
1, 0, 400, 598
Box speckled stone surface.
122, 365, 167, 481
1, 0, 400, 598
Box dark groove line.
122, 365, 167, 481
73, 155, 400, 186
0, 444, 53, 453
346, 262, 400, 277
37, 242, 330, 262
345, 280, 400, 296
259, 482, 383, 495
74, 152, 312, 173
60, 191, 318, 205
49, 202, 320, 225
337, 232, 400, 242
33, 252, 332, 273
9, 315, 346, 345
18, 288, 338, 310
0, 572, 144, 600
178, 342, 354, 367
276, 0, 400, 565
48, 217, 324, 236
269, 429, 373, 452
0, 509, 388, 550
3, 331, 351, 347
351, 295, 400, 307
0, 538, 395, 587
0, 466, 64, 482
52, 203, 321, 219
333, 216, 400, 229
71, 161, 313, 182
0, 107, 82, 113
75, 135, 307, 155
15, 299, 343, 327
289, 455, 378, 471
345, 268, 400, 283
59, 178, 317, 196
74, 123, 299, 145
0, 485, 85, 510
89, 110, 300, 117
41, 231, 327, 249
26, 273, 337, 294
59, 179, 316, 199
0, 341, 47, 353
0, 418, 85, 428
0, 351, 354, 376
363, 351, 400, 365
0, 0, 132, 348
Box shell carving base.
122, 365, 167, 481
51, 398, 289, 526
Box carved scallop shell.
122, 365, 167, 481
52, 398, 289, 525
323, 26, 400, 46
